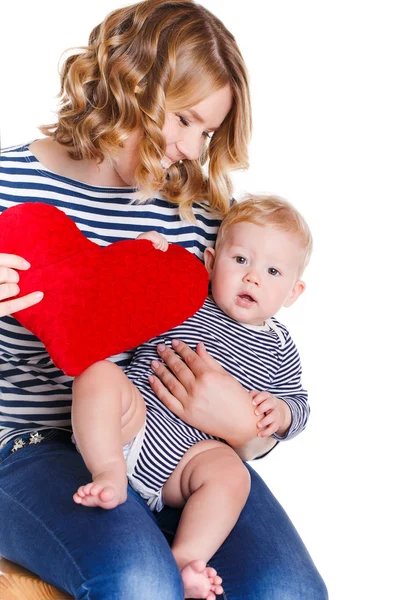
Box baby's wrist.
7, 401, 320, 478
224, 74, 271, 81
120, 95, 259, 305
276, 399, 292, 436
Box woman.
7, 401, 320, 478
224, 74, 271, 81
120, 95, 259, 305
0, 1, 327, 598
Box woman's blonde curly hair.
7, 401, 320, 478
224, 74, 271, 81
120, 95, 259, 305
41, 0, 252, 219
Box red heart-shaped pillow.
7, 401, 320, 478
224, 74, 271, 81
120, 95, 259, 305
0, 202, 208, 375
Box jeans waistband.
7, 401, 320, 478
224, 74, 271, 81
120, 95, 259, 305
0, 429, 72, 461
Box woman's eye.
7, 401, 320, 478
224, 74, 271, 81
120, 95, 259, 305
268, 267, 280, 276
177, 114, 189, 127
235, 256, 247, 264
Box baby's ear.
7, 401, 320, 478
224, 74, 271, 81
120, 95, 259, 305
204, 247, 216, 277
284, 280, 306, 308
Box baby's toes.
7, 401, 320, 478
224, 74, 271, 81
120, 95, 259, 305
99, 486, 116, 503
211, 583, 224, 596
80, 494, 102, 507
205, 567, 217, 579
73, 485, 93, 502
75, 485, 89, 497
80, 482, 95, 496
73, 492, 83, 504
88, 482, 105, 496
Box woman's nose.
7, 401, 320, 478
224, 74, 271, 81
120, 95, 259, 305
177, 132, 204, 161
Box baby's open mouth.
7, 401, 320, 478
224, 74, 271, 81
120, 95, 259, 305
239, 294, 256, 303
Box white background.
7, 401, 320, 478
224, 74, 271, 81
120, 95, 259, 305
1, 2, 399, 598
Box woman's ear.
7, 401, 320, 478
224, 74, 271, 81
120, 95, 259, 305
283, 280, 306, 308
204, 247, 216, 278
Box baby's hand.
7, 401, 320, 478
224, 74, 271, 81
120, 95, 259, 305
250, 390, 287, 437
136, 231, 168, 252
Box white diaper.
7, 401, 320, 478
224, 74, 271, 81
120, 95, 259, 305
123, 419, 164, 512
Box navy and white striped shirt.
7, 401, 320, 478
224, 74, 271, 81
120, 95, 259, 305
0, 143, 221, 448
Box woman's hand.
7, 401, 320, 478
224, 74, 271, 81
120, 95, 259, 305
0, 254, 43, 317
148, 339, 260, 447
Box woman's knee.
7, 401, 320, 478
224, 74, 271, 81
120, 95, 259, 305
77, 557, 183, 600
265, 571, 328, 600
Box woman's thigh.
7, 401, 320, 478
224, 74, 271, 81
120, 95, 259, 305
0, 431, 183, 600
157, 462, 328, 600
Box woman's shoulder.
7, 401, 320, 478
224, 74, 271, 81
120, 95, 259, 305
1, 141, 34, 161
0, 139, 61, 176
0, 141, 43, 186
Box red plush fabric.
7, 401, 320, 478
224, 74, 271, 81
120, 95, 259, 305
0, 202, 208, 375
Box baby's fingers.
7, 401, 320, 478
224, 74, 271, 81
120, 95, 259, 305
257, 414, 279, 437
252, 391, 272, 407
254, 399, 274, 416
257, 412, 276, 429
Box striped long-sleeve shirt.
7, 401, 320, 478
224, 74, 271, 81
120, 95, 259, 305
0, 142, 221, 448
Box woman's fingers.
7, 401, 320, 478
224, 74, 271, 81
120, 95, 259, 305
195, 342, 225, 372
155, 341, 225, 386
0, 266, 20, 284
148, 373, 185, 418
156, 343, 197, 384
151, 358, 189, 398
0, 282, 19, 301
0, 254, 42, 317
0, 291, 44, 318
0, 254, 30, 270
161, 339, 225, 376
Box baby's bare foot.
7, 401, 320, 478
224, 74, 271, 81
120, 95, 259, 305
180, 559, 223, 599
73, 470, 127, 509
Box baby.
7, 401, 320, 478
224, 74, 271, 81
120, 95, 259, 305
72, 194, 313, 599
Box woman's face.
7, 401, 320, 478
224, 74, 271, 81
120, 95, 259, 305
113, 86, 232, 186
161, 85, 233, 168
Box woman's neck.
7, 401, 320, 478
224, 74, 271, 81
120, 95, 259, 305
29, 138, 132, 188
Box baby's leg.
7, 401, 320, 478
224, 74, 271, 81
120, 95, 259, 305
162, 440, 251, 599
72, 360, 145, 509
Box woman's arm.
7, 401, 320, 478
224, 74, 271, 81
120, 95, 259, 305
148, 339, 280, 460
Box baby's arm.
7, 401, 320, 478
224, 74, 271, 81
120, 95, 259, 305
136, 231, 168, 252
251, 328, 309, 443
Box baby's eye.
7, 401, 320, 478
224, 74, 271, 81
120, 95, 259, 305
235, 256, 247, 264
268, 267, 280, 276
202, 131, 213, 139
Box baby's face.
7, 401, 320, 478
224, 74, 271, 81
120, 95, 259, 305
205, 222, 305, 326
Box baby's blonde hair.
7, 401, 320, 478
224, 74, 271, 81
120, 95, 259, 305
216, 194, 313, 274
41, 0, 251, 220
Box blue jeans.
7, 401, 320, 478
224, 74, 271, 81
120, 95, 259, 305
0, 431, 327, 599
